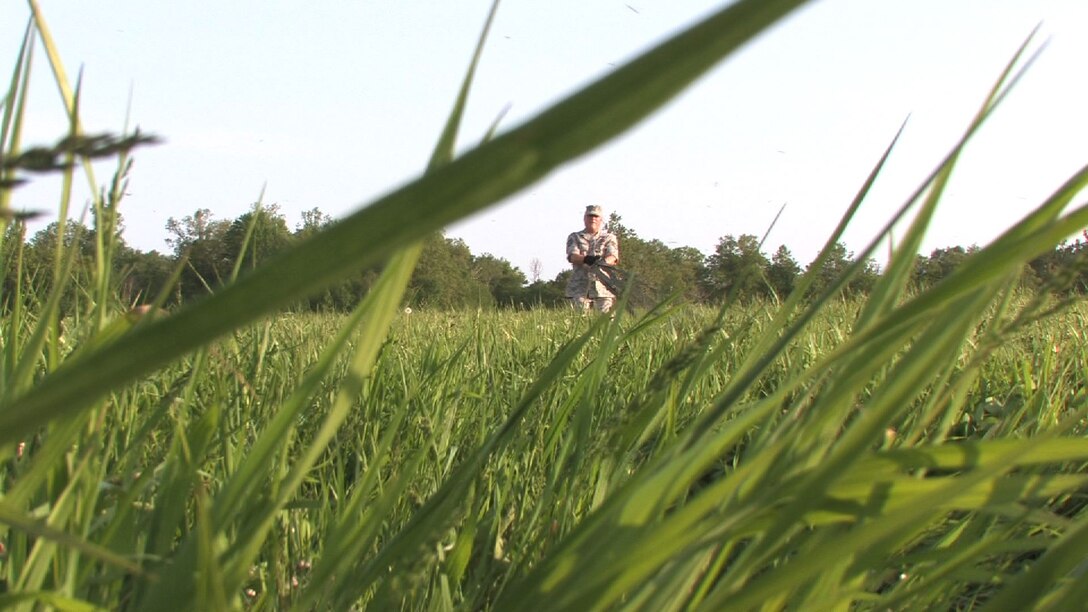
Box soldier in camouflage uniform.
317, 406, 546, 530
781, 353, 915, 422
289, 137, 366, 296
565, 205, 620, 313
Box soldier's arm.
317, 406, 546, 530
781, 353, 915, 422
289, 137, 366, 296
566, 233, 587, 264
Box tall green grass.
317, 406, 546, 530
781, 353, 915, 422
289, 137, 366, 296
3, 0, 1088, 610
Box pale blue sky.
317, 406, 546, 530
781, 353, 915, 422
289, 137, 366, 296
4, 0, 1086, 281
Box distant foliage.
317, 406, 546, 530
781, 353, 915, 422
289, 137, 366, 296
766, 244, 801, 300
911, 246, 977, 290
703, 234, 772, 302
1025, 236, 1088, 294
223, 205, 293, 272
9, 204, 1088, 314
165, 208, 231, 297
606, 213, 706, 306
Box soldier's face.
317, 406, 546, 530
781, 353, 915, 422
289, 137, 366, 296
584, 214, 601, 233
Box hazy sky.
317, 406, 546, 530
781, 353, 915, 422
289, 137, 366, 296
4, 0, 1086, 281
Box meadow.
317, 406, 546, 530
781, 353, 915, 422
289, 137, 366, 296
4, 300, 1088, 610
4, 0, 1088, 610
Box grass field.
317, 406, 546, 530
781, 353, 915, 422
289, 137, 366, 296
4, 301, 1088, 610
4, 0, 1088, 610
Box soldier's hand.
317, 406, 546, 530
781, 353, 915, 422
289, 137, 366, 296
583, 255, 600, 265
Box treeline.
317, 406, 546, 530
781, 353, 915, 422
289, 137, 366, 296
5, 205, 1088, 314
1, 205, 550, 313
599, 216, 1088, 306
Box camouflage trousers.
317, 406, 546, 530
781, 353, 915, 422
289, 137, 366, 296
570, 296, 614, 313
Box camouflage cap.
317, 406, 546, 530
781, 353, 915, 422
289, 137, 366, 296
585, 205, 604, 217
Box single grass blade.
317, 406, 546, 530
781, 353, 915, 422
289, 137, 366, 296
25, 0, 99, 195
849, 437, 1088, 474
227, 188, 267, 280
0, 591, 107, 612
810, 473, 1088, 523
0, 20, 34, 216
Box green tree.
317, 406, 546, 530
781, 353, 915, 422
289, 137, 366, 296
295, 207, 333, 240
165, 208, 231, 299
472, 254, 527, 308
849, 256, 881, 296
703, 234, 770, 303
606, 213, 705, 306
1027, 239, 1088, 295
28, 220, 97, 260
288, 207, 384, 311
22, 220, 97, 314
223, 204, 293, 273
116, 247, 176, 307
803, 241, 880, 298
804, 241, 851, 298
522, 277, 567, 308
667, 245, 708, 303
912, 245, 974, 290
766, 244, 800, 300
409, 232, 490, 309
